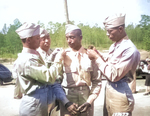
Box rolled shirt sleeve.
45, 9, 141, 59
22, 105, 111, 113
24, 56, 63, 84
87, 60, 102, 104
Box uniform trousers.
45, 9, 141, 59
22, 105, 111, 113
60, 85, 94, 116
104, 80, 134, 116
145, 74, 150, 86
19, 87, 49, 116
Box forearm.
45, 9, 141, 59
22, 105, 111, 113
87, 61, 102, 104
52, 83, 69, 105
95, 57, 133, 82
87, 93, 98, 104
24, 61, 63, 84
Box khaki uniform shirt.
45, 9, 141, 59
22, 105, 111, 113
37, 47, 53, 65
12, 47, 63, 97
96, 36, 140, 82
96, 36, 140, 115
61, 46, 102, 104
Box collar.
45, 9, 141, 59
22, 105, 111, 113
37, 47, 52, 56
22, 47, 39, 55
114, 36, 129, 48
70, 46, 84, 57
109, 36, 129, 53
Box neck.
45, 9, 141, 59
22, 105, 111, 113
116, 31, 127, 42
23, 43, 36, 50
73, 45, 82, 51
41, 47, 49, 53
120, 32, 127, 39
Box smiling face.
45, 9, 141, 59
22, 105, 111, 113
40, 34, 51, 52
65, 30, 82, 51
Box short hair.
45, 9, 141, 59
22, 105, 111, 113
120, 24, 125, 28
21, 38, 26, 43
112, 24, 125, 29
73, 29, 82, 36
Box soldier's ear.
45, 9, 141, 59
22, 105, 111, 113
80, 35, 83, 40
118, 26, 124, 33
26, 37, 31, 43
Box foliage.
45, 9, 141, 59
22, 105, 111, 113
0, 14, 150, 58
0, 19, 22, 58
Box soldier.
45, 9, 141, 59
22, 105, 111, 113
59, 24, 102, 116
87, 13, 140, 116
12, 22, 65, 116
37, 28, 78, 115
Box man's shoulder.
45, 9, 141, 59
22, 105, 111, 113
118, 39, 137, 51
16, 52, 39, 63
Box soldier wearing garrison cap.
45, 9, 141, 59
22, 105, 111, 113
87, 13, 140, 116
12, 22, 65, 116
37, 28, 77, 115
58, 24, 102, 116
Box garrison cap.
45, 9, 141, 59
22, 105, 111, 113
103, 13, 126, 30
65, 24, 81, 34
16, 22, 40, 39
40, 28, 49, 38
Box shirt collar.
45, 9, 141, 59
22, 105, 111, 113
37, 47, 52, 56
114, 35, 129, 48
22, 47, 39, 55
70, 46, 84, 57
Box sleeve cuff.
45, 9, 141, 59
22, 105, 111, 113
86, 94, 98, 104
61, 97, 70, 106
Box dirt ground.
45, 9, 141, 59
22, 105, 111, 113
0, 50, 150, 116
0, 49, 150, 64
138, 50, 150, 60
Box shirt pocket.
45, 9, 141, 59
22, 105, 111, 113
81, 58, 93, 71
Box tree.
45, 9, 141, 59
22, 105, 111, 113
14, 18, 22, 29
139, 15, 150, 50
2, 24, 8, 35
37, 21, 45, 29
139, 15, 150, 28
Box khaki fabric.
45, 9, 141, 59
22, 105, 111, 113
96, 36, 140, 82
104, 82, 134, 116
129, 72, 136, 93
58, 46, 101, 116
60, 86, 94, 116
12, 47, 63, 96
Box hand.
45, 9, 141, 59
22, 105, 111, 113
77, 102, 91, 113
60, 49, 66, 59
65, 102, 79, 115
93, 48, 105, 62
48, 48, 62, 61
87, 49, 99, 60
54, 49, 66, 63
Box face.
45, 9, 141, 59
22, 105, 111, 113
40, 34, 51, 52
29, 35, 40, 50
106, 27, 121, 42
66, 30, 82, 50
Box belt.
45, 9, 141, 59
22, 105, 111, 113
27, 86, 48, 96
65, 85, 89, 91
